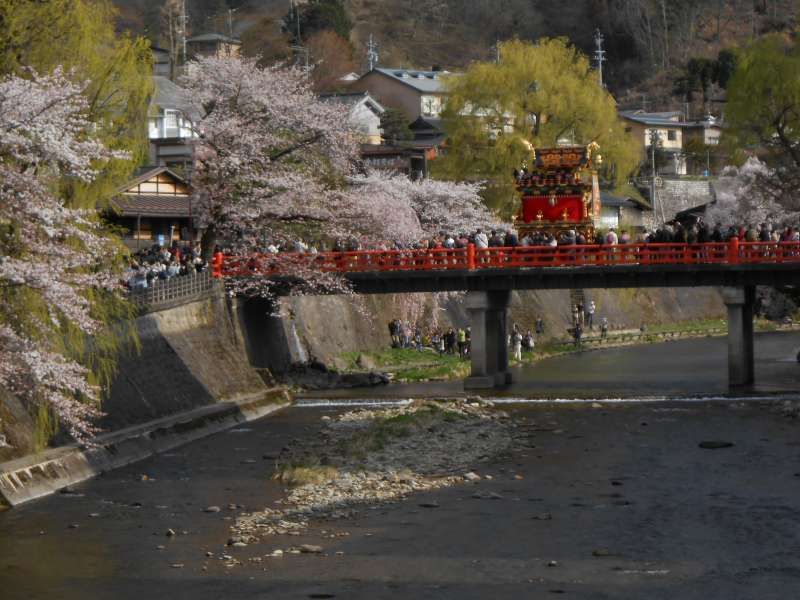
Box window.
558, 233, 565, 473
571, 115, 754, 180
135, 218, 152, 241
421, 95, 442, 117
599, 207, 619, 229
164, 110, 180, 137
667, 129, 677, 141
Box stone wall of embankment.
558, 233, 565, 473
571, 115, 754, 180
239, 288, 725, 373
0, 286, 275, 464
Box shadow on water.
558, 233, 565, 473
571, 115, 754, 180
299, 331, 800, 402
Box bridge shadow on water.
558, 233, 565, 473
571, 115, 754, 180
299, 331, 800, 403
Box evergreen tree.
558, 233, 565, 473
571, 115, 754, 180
380, 108, 413, 145
284, 0, 352, 45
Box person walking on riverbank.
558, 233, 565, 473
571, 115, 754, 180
457, 328, 467, 357
512, 329, 523, 361
573, 323, 583, 348
586, 300, 596, 330
535, 317, 544, 336
600, 317, 609, 341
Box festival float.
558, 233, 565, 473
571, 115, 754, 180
514, 144, 602, 240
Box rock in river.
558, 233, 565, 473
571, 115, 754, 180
699, 440, 734, 449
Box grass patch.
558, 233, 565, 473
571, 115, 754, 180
273, 460, 339, 487
337, 348, 470, 382
337, 403, 458, 457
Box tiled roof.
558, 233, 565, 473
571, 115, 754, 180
601, 191, 651, 211
186, 33, 241, 44
151, 76, 198, 117
118, 166, 188, 194
619, 110, 684, 126
110, 195, 194, 218
371, 68, 453, 93
320, 92, 385, 113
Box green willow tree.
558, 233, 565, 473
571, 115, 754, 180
433, 38, 639, 213
724, 34, 800, 206
0, 0, 150, 446
0, 0, 153, 209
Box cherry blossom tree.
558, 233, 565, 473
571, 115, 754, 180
183, 56, 504, 296
182, 56, 363, 258
347, 171, 503, 240
705, 157, 797, 227
0, 68, 125, 442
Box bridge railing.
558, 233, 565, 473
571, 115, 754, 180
213, 241, 800, 278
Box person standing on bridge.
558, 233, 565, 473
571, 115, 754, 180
475, 229, 489, 249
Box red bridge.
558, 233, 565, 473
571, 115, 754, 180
219, 240, 800, 391
213, 240, 800, 279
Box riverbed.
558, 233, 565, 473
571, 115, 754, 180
2, 333, 800, 599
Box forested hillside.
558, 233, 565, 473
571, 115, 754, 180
114, 0, 796, 112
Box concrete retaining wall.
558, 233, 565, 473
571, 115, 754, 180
0, 392, 289, 507
0, 287, 287, 506
650, 178, 715, 225
239, 288, 725, 373
101, 289, 269, 430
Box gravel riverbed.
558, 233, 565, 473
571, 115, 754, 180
231, 400, 515, 544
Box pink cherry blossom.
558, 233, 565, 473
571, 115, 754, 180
0, 68, 126, 442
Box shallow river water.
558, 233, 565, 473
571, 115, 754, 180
3, 333, 800, 600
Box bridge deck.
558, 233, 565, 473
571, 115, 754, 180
215, 241, 800, 294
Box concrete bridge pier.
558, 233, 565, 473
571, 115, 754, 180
464, 290, 513, 389
722, 286, 755, 388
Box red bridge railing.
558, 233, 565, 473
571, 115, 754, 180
212, 240, 800, 278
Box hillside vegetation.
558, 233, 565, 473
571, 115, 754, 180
114, 0, 796, 112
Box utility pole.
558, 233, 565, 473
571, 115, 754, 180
180, 0, 188, 64
494, 39, 501, 64
649, 128, 664, 225
593, 29, 606, 88
227, 8, 239, 38
367, 34, 379, 71
290, 45, 309, 72
289, 0, 301, 44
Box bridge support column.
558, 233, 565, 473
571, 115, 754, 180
722, 286, 755, 388
464, 290, 512, 389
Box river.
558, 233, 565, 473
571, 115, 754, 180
2, 332, 800, 599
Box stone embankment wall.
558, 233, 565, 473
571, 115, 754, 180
649, 178, 715, 225
240, 288, 725, 372
0, 286, 276, 463
102, 288, 269, 430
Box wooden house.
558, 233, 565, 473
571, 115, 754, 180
107, 167, 196, 250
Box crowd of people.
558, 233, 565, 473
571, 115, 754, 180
388, 318, 546, 360
209, 218, 800, 270
568, 299, 611, 348
388, 319, 472, 357
127, 242, 209, 290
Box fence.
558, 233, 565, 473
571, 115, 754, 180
128, 270, 216, 311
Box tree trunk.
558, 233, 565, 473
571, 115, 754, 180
201, 223, 217, 262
